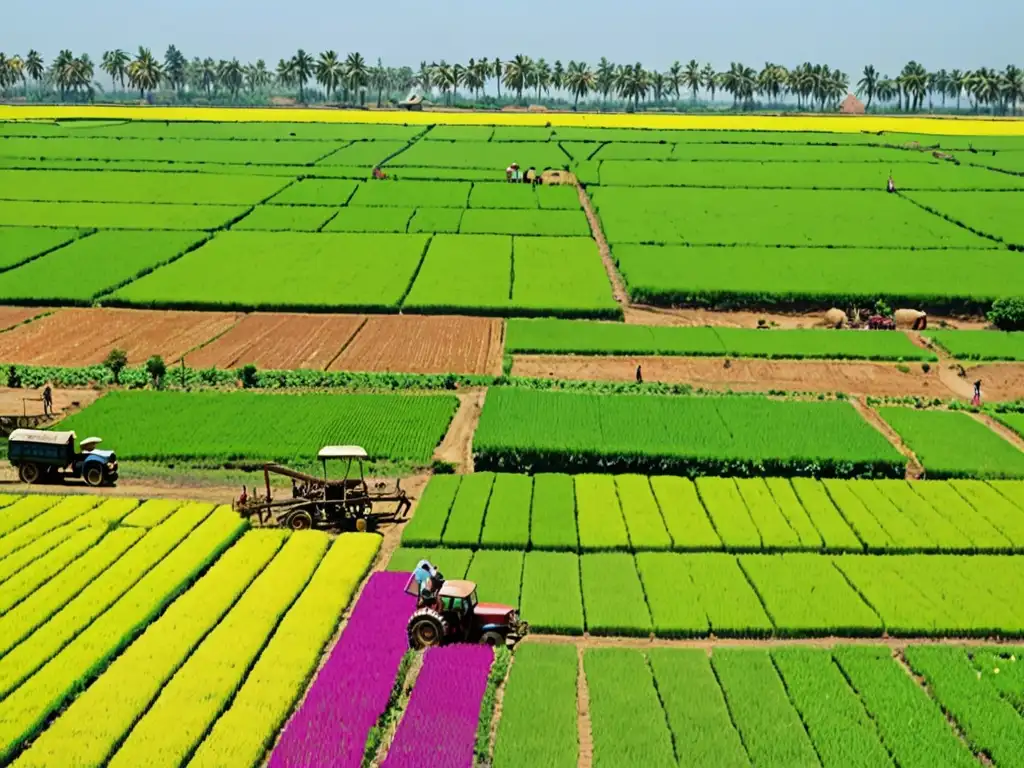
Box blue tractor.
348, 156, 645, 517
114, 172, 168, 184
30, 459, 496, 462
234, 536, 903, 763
8, 429, 118, 486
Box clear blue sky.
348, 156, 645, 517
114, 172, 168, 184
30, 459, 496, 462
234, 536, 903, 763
2, 0, 1020, 79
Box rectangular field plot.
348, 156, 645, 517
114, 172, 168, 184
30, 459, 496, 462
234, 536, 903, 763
231, 205, 337, 231
265, 178, 359, 205
904, 190, 1024, 247
407, 207, 463, 233
879, 408, 1024, 479
348, 179, 471, 208
613, 244, 1022, 313
0, 230, 208, 304
0, 226, 82, 270
0, 136, 340, 164
592, 187, 987, 247
317, 140, 410, 166
402, 234, 511, 314
87, 121, 423, 141
57, 390, 457, 462
110, 231, 429, 312
321, 207, 413, 233
598, 159, 1024, 190
387, 141, 568, 170
0, 169, 291, 204
468, 183, 580, 210
473, 388, 903, 476
510, 238, 618, 319
0, 201, 247, 230
506, 318, 932, 360
459, 209, 590, 236
924, 330, 1024, 361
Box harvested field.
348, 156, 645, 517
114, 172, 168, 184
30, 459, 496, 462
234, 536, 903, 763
513, 354, 959, 398
0, 386, 100, 416
331, 315, 504, 375
184, 312, 366, 370
0, 306, 51, 332
0, 308, 241, 366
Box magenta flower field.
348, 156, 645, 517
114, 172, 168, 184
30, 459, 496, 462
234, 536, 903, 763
382, 644, 494, 768
269, 571, 415, 767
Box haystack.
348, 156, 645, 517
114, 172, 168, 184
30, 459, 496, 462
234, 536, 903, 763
894, 309, 928, 330
824, 308, 847, 328
839, 94, 865, 115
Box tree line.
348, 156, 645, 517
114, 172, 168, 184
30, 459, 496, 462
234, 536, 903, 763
0, 46, 1021, 114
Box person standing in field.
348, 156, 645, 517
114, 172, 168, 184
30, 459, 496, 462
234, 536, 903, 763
636, 365, 643, 384
972, 379, 982, 406
42, 383, 52, 417
887, 174, 896, 193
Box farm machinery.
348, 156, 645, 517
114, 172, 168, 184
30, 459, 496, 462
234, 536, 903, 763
405, 560, 528, 649
8, 429, 118, 486
233, 445, 411, 531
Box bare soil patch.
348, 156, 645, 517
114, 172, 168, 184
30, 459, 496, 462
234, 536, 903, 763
0, 306, 51, 332
624, 305, 990, 331
0, 386, 100, 417
185, 312, 366, 370
332, 315, 503, 376
513, 354, 954, 398
0, 308, 241, 366
433, 388, 486, 473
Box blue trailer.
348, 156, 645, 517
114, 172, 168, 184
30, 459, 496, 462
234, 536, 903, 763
8, 429, 118, 486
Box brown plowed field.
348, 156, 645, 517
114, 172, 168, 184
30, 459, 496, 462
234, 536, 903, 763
0, 307, 51, 332
331, 315, 504, 375
0, 386, 100, 417
0, 308, 241, 366
513, 354, 959, 398
184, 313, 366, 370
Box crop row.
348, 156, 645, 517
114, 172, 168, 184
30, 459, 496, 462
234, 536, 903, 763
0, 490, 380, 767
925, 329, 1024, 361
473, 388, 904, 477
500, 645, 1001, 768
403, 473, 1024, 553
0, 121, 425, 142
57, 389, 458, 463
387, 544, 1024, 637
506, 317, 936, 361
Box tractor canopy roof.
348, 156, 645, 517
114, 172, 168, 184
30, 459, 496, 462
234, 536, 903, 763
439, 579, 476, 599
317, 445, 368, 460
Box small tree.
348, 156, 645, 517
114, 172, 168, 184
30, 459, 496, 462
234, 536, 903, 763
988, 297, 1024, 330
237, 364, 258, 389
145, 355, 167, 389
103, 348, 128, 385
7, 365, 21, 389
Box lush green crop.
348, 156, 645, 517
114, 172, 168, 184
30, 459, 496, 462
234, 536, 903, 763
492, 644, 577, 768
649, 475, 721, 548
460, 209, 590, 236
387, 141, 567, 170
469, 183, 539, 209
348, 179, 471, 207
111, 231, 429, 311
583, 649, 676, 768
695, 477, 761, 548
266, 178, 359, 205
510, 237, 619, 318
407, 207, 463, 232
880, 407, 1024, 478
88, 121, 423, 141
873, 479, 972, 550
536, 185, 580, 209
427, 126, 495, 141
771, 647, 894, 768
322, 206, 413, 232
950, 479, 1024, 546
529, 473, 577, 550
575, 474, 629, 550
594, 187, 985, 247
647, 649, 749, 768
913, 479, 1012, 549
402, 234, 511, 314
711, 649, 820, 767
58, 389, 457, 462
0, 169, 291, 204
317, 140, 410, 166
846, 479, 935, 548
232, 204, 336, 231
580, 553, 651, 634
734, 478, 802, 548
400, 474, 460, 546
0, 201, 246, 230
823, 479, 896, 551
790, 477, 864, 551
441, 472, 495, 547
615, 474, 671, 549
0, 226, 82, 270
0, 495, 103, 560
0, 230, 207, 304
833, 646, 978, 768
505, 318, 932, 360
634, 552, 711, 635
762, 477, 823, 547
905, 190, 1024, 247
613, 243, 1021, 314
0, 136, 338, 164
465, 549, 523, 607
386, 545, 474, 578
519, 550, 584, 633
924, 330, 1024, 360
480, 472, 532, 548
474, 388, 903, 477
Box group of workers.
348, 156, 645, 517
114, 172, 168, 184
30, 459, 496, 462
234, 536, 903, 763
505, 163, 542, 185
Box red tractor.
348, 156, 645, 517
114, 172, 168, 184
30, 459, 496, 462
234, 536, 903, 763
867, 314, 897, 330
404, 560, 528, 650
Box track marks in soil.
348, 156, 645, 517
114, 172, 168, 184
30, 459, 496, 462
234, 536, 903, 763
434, 388, 486, 473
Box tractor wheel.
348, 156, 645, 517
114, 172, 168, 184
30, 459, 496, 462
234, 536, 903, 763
407, 608, 448, 650
480, 630, 506, 647
287, 510, 313, 531
18, 463, 40, 484
83, 465, 105, 487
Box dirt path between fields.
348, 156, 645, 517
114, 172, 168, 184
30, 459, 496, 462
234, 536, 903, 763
576, 644, 594, 768
433, 388, 485, 473
577, 185, 628, 309
849, 396, 924, 478
623, 306, 990, 330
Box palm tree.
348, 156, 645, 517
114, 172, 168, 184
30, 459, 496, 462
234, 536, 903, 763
463, 59, 485, 101
932, 69, 949, 108
101, 49, 129, 92
757, 63, 786, 105
857, 65, 878, 111
164, 46, 186, 94
530, 58, 551, 101
651, 71, 667, 103
682, 60, 702, 102
292, 49, 314, 102
7, 56, 25, 96
245, 60, 271, 95
315, 50, 343, 101
552, 60, 564, 97
433, 61, 452, 104
50, 49, 76, 100
564, 60, 595, 110
596, 57, 615, 104
1003, 65, 1024, 115
615, 63, 648, 109
0, 55, 10, 93
127, 47, 162, 99
415, 61, 434, 98
503, 54, 532, 103
344, 52, 369, 105
947, 69, 966, 111
275, 58, 295, 93
876, 77, 896, 109
492, 58, 503, 99
71, 54, 95, 99
218, 58, 244, 98
700, 63, 717, 103
371, 57, 390, 105
665, 61, 683, 102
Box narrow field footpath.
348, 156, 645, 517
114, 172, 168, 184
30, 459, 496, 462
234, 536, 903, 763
433, 387, 486, 473
849, 396, 925, 478
577, 185, 629, 309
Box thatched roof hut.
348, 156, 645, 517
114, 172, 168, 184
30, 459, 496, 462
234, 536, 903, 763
839, 93, 865, 114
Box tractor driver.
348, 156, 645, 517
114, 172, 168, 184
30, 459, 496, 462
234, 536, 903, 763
412, 559, 444, 605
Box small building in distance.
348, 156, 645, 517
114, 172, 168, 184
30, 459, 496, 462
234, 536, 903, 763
839, 93, 866, 114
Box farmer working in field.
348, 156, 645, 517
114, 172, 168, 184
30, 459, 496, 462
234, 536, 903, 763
42, 383, 52, 417
887, 174, 896, 193
973, 379, 982, 406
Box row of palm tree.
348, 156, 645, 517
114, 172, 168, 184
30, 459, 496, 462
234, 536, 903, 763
1, 48, 1022, 114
